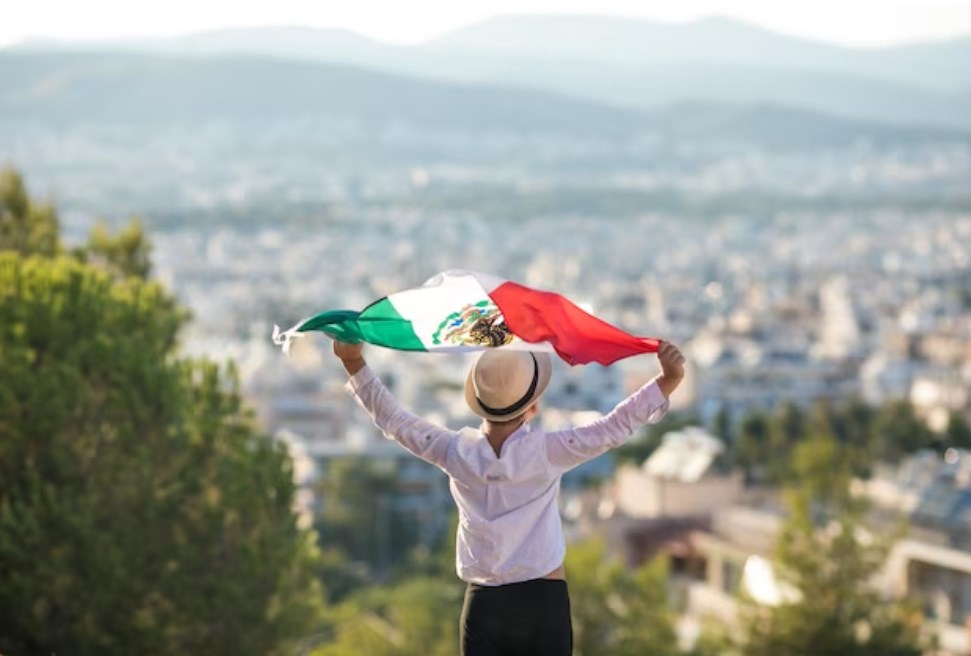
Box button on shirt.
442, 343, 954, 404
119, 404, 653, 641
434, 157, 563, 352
345, 366, 670, 586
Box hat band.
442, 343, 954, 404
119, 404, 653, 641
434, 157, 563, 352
476, 353, 539, 417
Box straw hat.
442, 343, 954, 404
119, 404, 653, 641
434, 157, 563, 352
465, 350, 553, 421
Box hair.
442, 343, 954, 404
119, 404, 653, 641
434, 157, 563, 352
484, 404, 537, 428
486, 415, 524, 428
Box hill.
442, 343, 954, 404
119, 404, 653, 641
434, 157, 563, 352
9, 16, 971, 128
0, 51, 966, 149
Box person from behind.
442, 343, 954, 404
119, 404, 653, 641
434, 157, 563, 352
333, 338, 685, 655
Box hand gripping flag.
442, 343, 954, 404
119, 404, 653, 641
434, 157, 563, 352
272, 270, 661, 366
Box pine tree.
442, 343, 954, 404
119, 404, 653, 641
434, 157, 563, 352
0, 167, 60, 258
871, 400, 936, 461
735, 411, 771, 483
81, 218, 154, 279
0, 170, 325, 655
945, 412, 971, 450
736, 433, 924, 656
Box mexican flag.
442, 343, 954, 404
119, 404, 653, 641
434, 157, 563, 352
272, 270, 660, 366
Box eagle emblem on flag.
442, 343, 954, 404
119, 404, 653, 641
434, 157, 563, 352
432, 300, 515, 347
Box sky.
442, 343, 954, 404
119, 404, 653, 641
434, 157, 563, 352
2, 1, 971, 48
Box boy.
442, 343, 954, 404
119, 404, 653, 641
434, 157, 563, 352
334, 339, 685, 656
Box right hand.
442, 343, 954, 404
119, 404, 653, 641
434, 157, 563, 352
333, 340, 364, 363
657, 341, 685, 381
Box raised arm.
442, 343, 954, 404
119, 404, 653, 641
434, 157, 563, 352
335, 340, 368, 377
546, 341, 685, 470
335, 341, 455, 470
654, 341, 686, 399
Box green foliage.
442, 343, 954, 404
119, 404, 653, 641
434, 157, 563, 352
686, 627, 735, 656
307, 577, 462, 656
566, 539, 679, 656
959, 283, 971, 310
733, 432, 924, 656
789, 431, 852, 506
810, 398, 877, 477
316, 456, 396, 572
2, 166, 155, 281
945, 412, 971, 450
315, 457, 431, 579
0, 173, 325, 654
305, 537, 680, 656
871, 399, 937, 462
733, 395, 949, 485
735, 402, 819, 484
0, 167, 60, 257
711, 403, 734, 444
765, 402, 807, 481
80, 218, 153, 279
315, 546, 371, 604
735, 411, 772, 482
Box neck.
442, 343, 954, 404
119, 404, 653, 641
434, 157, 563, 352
484, 417, 526, 457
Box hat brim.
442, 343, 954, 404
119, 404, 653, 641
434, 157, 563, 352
464, 351, 553, 421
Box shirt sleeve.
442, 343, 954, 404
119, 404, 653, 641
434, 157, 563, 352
344, 365, 455, 470
545, 378, 670, 470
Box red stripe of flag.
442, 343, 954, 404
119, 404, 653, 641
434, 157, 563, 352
490, 281, 661, 366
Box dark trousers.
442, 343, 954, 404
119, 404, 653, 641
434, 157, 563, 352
460, 578, 573, 656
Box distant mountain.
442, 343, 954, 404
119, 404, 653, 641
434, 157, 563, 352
0, 52, 965, 150
423, 15, 971, 91
426, 16, 845, 69
8, 16, 971, 129
415, 16, 971, 127
12, 26, 401, 70
416, 58, 967, 128
0, 52, 641, 135
863, 35, 971, 92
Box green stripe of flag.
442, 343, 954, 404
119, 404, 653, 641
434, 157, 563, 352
296, 298, 427, 351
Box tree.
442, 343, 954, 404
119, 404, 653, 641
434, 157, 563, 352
765, 402, 807, 481
81, 218, 153, 279
0, 167, 60, 257
819, 397, 876, 477
0, 172, 325, 654
711, 403, 735, 472
315, 546, 371, 605
871, 400, 936, 462
735, 433, 924, 656
825, 398, 874, 447
308, 577, 462, 656
712, 403, 733, 442
945, 412, 971, 450
566, 539, 679, 656
2, 167, 153, 281
735, 411, 771, 483
315, 456, 426, 578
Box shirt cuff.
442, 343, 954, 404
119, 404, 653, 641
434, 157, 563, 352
343, 364, 378, 397
644, 377, 671, 417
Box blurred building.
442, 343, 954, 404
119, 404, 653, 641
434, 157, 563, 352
677, 450, 971, 655
613, 427, 743, 519
563, 427, 741, 582
863, 449, 971, 654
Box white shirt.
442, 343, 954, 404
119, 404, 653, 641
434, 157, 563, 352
345, 365, 669, 585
